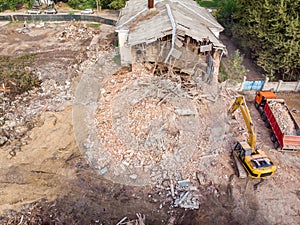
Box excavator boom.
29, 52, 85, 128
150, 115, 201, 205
228, 96, 256, 151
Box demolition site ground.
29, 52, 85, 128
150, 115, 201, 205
0, 19, 300, 225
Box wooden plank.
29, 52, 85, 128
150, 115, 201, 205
200, 44, 212, 52
175, 38, 183, 48
171, 48, 182, 59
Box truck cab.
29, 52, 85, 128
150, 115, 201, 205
255, 91, 277, 108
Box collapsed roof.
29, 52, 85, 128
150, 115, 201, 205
116, 0, 225, 48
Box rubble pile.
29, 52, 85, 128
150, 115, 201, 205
94, 64, 223, 186
269, 101, 296, 135
56, 21, 99, 41
171, 179, 200, 209
151, 172, 221, 210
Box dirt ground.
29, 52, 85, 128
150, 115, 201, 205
0, 14, 300, 225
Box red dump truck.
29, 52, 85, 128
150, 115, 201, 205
255, 91, 300, 151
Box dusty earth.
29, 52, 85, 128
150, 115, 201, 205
0, 13, 300, 225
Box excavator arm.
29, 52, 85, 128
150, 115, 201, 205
228, 96, 257, 151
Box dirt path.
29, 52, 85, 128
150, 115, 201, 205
220, 34, 264, 80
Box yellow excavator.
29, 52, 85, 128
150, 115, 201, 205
228, 96, 277, 178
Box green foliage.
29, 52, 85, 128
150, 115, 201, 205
0, 54, 40, 95
226, 50, 249, 82
87, 23, 101, 27
0, 0, 132, 11
112, 55, 120, 65
231, 0, 300, 81
0, 0, 34, 11
216, 0, 239, 36
24, 0, 33, 9
108, 0, 126, 10
66, 0, 126, 10
218, 63, 228, 82
196, 0, 219, 8
67, 0, 96, 10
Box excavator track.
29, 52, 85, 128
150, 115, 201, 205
233, 153, 247, 179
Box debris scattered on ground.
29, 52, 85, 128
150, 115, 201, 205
116, 213, 145, 225
0, 79, 72, 154
172, 179, 200, 209
56, 21, 99, 41
0, 21, 103, 155
151, 173, 220, 211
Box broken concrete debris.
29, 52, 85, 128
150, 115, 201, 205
0, 136, 8, 146
116, 213, 145, 225
56, 21, 98, 41
154, 178, 202, 210
93, 62, 222, 186
171, 179, 200, 210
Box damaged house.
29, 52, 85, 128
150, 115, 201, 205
115, 0, 226, 84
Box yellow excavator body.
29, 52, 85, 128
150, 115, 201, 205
228, 96, 277, 178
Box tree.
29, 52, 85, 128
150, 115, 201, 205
108, 0, 126, 9
232, 0, 300, 81
66, 0, 125, 10
216, 0, 240, 35
95, 0, 100, 12
0, 0, 34, 11
226, 50, 249, 82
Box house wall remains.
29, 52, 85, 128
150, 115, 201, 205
131, 36, 220, 84
117, 30, 132, 65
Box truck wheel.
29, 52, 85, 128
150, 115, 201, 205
274, 141, 280, 149
258, 106, 264, 115
261, 112, 267, 121
271, 133, 277, 143
265, 120, 271, 128
255, 102, 259, 109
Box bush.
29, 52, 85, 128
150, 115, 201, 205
67, 0, 126, 10
196, 0, 219, 8
67, 0, 96, 10
0, 54, 40, 96
226, 50, 249, 82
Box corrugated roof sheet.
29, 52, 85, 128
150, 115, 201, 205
116, 0, 224, 48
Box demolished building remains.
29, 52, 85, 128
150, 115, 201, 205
115, 0, 226, 84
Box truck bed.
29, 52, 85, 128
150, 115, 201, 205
267, 100, 298, 135
264, 100, 300, 150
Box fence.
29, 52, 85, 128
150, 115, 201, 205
0, 14, 116, 26
223, 76, 300, 92
0, 15, 11, 21
242, 79, 265, 91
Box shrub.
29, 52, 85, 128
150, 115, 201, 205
226, 50, 249, 82
0, 53, 40, 96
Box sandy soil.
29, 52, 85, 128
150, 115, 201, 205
0, 16, 299, 225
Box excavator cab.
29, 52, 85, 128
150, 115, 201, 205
233, 141, 276, 178
234, 141, 252, 158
